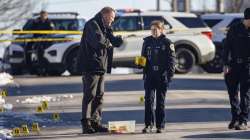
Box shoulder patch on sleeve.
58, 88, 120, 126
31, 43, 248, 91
50, 23, 55, 28
170, 43, 175, 52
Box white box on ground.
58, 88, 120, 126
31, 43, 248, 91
108, 120, 136, 133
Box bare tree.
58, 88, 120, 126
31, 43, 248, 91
0, 0, 38, 30
225, 0, 244, 12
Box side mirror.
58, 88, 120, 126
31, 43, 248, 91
164, 25, 170, 30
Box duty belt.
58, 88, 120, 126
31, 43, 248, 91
235, 57, 250, 64
153, 66, 159, 71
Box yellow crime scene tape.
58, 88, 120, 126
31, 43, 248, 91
0, 30, 82, 43
0, 38, 80, 43
0, 30, 82, 35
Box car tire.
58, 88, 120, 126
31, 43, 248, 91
175, 48, 196, 74
66, 49, 81, 75
201, 47, 223, 73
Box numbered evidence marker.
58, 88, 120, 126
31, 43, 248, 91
31, 122, 40, 134
1, 89, 7, 97
0, 107, 4, 112
53, 113, 60, 121
36, 106, 44, 113
139, 96, 144, 104
21, 124, 29, 135
12, 127, 21, 137
135, 56, 146, 67
41, 101, 48, 110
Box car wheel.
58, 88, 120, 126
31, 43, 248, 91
175, 48, 196, 74
66, 49, 81, 75
201, 47, 223, 73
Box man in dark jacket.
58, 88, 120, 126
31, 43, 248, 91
223, 8, 250, 130
79, 7, 123, 134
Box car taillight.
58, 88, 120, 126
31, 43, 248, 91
202, 31, 213, 40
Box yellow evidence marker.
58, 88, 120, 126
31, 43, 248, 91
0, 107, 4, 112
31, 122, 40, 134
12, 127, 21, 137
1, 89, 7, 97
36, 106, 44, 113
135, 56, 146, 67
53, 113, 60, 121
21, 124, 29, 136
41, 101, 48, 110
139, 96, 144, 104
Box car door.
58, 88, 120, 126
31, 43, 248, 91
112, 16, 144, 61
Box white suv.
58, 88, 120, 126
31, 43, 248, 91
4, 12, 85, 75
201, 13, 243, 73
112, 11, 215, 73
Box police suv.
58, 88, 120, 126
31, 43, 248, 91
4, 12, 85, 75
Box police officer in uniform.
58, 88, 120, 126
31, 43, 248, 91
26, 10, 55, 75
223, 8, 250, 130
141, 21, 175, 133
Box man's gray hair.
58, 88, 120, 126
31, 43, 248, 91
100, 7, 115, 14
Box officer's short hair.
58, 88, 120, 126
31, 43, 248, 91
40, 10, 48, 15
244, 8, 250, 19
150, 20, 164, 30
100, 7, 115, 15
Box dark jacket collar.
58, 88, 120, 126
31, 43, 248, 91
93, 12, 106, 32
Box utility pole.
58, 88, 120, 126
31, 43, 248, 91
216, 0, 224, 13
173, 0, 190, 12
172, 0, 178, 12
156, 0, 160, 11
184, 0, 190, 12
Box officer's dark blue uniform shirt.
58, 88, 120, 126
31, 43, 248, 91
141, 34, 175, 81
223, 22, 250, 65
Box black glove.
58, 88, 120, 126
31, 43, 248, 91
106, 28, 123, 47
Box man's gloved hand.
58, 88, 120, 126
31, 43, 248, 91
106, 28, 123, 47
113, 35, 123, 47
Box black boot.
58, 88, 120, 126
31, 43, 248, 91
91, 121, 108, 133
142, 125, 153, 133
81, 119, 95, 134
228, 120, 239, 129
156, 128, 164, 133
235, 121, 248, 130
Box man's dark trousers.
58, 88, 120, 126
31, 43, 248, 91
225, 63, 250, 123
82, 73, 104, 123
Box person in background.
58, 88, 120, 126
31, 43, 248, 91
223, 8, 250, 130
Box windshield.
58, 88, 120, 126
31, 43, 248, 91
23, 19, 85, 30
175, 17, 208, 28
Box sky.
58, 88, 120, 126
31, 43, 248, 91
36, 0, 216, 19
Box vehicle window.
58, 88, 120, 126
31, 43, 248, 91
227, 18, 243, 27
174, 17, 207, 28
203, 19, 222, 27
78, 19, 86, 30
23, 19, 84, 30
142, 16, 171, 30
112, 16, 140, 31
